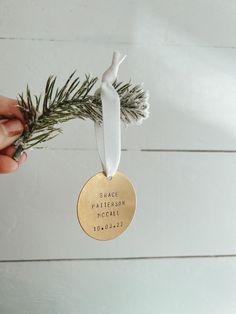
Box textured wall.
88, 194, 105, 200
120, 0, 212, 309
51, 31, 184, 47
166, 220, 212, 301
0, 1, 236, 313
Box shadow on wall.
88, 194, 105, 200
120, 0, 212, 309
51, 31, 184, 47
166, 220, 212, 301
132, 0, 236, 48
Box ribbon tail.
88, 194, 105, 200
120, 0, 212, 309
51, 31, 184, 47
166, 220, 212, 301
95, 51, 125, 178
94, 122, 106, 172
101, 82, 121, 177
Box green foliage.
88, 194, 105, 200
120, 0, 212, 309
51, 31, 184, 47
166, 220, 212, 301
13, 72, 150, 160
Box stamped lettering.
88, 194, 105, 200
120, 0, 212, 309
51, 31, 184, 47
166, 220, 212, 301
77, 172, 136, 240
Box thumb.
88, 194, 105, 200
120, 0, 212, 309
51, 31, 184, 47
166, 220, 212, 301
0, 119, 24, 150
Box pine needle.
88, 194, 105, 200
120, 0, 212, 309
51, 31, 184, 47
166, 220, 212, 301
13, 72, 150, 160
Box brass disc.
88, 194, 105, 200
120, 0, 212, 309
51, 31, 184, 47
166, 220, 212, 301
77, 172, 136, 240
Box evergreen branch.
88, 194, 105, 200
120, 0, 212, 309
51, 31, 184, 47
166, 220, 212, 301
13, 72, 150, 160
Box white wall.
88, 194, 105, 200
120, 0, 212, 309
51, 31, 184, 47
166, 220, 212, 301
0, 1, 236, 313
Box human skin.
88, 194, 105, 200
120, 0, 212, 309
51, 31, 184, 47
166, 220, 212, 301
0, 96, 27, 174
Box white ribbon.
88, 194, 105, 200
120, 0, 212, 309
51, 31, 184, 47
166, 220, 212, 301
95, 51, 126, 178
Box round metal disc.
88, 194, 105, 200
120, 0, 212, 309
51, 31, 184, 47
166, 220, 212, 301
77, 172, 136, 241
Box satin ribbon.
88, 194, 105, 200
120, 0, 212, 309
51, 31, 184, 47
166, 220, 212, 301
95, 51, 126, 178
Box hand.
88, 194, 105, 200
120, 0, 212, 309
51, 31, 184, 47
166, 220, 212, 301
0, 96, 27, 174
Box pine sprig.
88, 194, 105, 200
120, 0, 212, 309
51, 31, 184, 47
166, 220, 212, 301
13, 72, 150, 160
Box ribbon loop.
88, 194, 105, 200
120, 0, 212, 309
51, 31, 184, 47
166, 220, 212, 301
95, 51, 126, 178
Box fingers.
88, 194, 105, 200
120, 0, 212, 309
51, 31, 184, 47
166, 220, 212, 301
0, 119, 24, 150
0, 96, 27, 173
0, 146, 27, 174
0, 155, 18, 173
0, 95, 24, 122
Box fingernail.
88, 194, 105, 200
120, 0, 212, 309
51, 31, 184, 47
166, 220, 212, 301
18, 152, 27, 165
2, 119, 23, 137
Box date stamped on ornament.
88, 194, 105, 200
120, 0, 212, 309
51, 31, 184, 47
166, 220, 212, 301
77, 172, 136, 240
